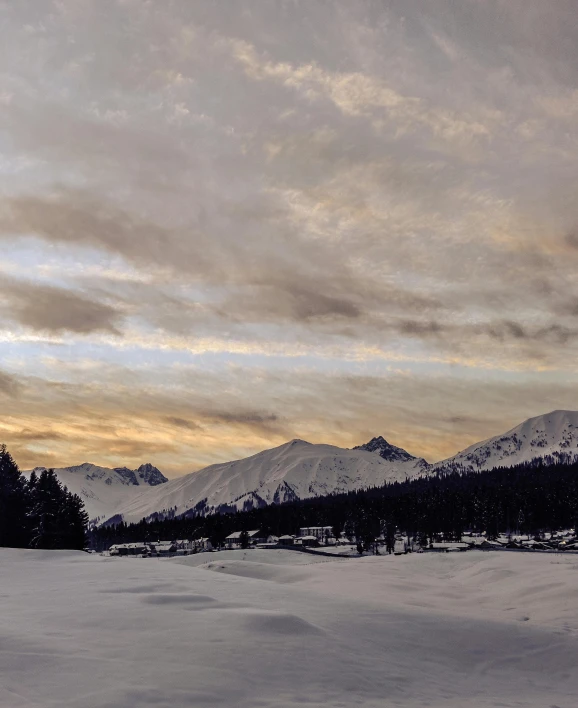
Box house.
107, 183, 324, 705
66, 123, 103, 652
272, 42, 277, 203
299, 526, 333, 542
193, 537, 212, 552
225, 530, 265, 549
109, 543, 149, 556
277, 534, 296, 546
299, 535, 319, 547
149, 541, 177, 555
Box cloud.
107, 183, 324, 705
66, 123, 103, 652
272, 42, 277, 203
0, 277, 122, 335
163, 417, 201, 431
0, 370, 22, 398
1, 0, 578, 473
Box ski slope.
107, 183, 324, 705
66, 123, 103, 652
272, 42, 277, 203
2, 548, 578, 707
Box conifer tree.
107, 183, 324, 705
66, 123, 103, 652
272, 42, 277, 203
61, 491, 90, 550
29, 469, 66, 549
0, 444, 29, 548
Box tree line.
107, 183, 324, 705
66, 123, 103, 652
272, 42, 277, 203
91, 454, 578, 551
0, 444, 89, 550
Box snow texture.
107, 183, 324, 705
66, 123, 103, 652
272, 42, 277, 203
2, 548, 578, 707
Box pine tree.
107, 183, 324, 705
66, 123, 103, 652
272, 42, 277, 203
61, 491, 89, 550
28, 470, 89, 550
29, 469, 65, 549
0, 444, 29, 548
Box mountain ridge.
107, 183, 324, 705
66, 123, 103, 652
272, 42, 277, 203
25, 462, 168, 525
23, 409, 578, 526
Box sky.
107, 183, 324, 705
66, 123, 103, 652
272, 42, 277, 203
1, 0, 578, 477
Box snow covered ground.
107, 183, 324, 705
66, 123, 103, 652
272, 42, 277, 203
2, 549, 578, 708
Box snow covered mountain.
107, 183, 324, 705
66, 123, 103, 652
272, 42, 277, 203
112, 438, 428, 524
435, 410, 578, 472
37, 409, 578, 526
25, 462, 168, 525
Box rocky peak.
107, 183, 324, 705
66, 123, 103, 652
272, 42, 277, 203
136, 463, 168, 486
354, 436, 416, 462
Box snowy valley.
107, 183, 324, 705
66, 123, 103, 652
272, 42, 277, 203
2, 547, 578, 708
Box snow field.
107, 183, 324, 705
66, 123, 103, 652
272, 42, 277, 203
1, 549, 578, 707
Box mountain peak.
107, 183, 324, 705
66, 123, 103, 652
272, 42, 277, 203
354, 436, 417, 462
135, 463, 168, 486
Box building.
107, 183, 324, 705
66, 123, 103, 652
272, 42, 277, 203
299, 526, 333, 542
225, 530, 265, 549
149, 541, 177, 555
299, 536, 319, 547
109, 543, 149, 556
277, 534, 295, 546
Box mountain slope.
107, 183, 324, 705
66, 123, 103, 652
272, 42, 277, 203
112, 439, 428, 524
26, 462, 168, 524
435, 410, 578, 472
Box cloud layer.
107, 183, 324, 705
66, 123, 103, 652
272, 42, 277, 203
1, 1, 578, 474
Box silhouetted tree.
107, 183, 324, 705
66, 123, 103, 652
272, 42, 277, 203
0, 444, 29, 548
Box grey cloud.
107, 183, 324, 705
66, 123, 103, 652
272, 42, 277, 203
163, 417, 201, 431
0, 370, 22, 398
201, 409, 282, 434
0, 277, 122, 335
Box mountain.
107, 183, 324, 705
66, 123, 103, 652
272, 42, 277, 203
435, 410, 578, 472
112, 463, 167, 486
112, 438, 428, 524
25, 462, 168, 525
354, 436, 419, 463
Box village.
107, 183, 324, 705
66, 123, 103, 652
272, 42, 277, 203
107, 526, 578, 558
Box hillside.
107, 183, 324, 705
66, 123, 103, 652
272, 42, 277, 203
435, 410, 578, 472
25, 462, 168, 525
112, 438, 428, 524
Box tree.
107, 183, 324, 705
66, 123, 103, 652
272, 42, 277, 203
0, 444, 29, 548
60, 491, 89, 550
29, 469, 66, 549
384, 521, 396, 555
28, 469, 89, 550
239, 529, 250, 549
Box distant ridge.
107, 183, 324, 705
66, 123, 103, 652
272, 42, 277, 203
25, 462, 168, 524
435, 410, 578, 472
23, 409, 578, 526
